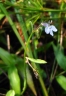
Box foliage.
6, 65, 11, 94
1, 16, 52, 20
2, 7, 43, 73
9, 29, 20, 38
0, 0, 66, 96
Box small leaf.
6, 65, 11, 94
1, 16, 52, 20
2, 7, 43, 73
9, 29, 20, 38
26, 57, 47, 64
52, 43, 66, 71
17, 64, 37, 96
0, 48, 16, 66
56, 75, 66, 90
0, 61, 8, 74
0, 14, 4, 20
6, 90, 15, 96
8, 66, 21, 94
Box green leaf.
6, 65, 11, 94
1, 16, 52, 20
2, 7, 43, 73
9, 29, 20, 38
6, 90, 15, 96
0, 14, 4, 20
0, 10, 4, 20
26, 57, 47, 64
0, 48, 16, 66
8, 66, 21, 95
52, 43, 66, 71
56, 75, 66, 90
18, 64, 37, 96
0, 3, 25, 50
0, 61, 8, 74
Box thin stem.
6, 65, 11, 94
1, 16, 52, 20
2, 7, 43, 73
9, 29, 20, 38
21, 52, 27, 95
7, 34, 10, 52
0, 2, 49, 96
3, 1, 66, 12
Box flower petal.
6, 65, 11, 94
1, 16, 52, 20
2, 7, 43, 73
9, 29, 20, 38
41, 21, 57, 36
45, 27, 50, 34
49, 30, 54, 36
50, 25, 57, 32
41, 23, 49, 27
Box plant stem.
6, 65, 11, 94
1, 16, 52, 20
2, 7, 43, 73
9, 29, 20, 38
0, 2, 49, 96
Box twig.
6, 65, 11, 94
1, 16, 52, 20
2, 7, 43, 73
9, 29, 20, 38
7, 34, 10, 52
25, 57, 38, 78
0, 93, 5, 96
60, 21, 63, 48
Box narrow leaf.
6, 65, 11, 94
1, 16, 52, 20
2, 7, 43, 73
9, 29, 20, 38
56, 75, 66, 90
0, 48, 16, 66
52, 43, 66, 71
26, 57, 47, 64
0, 14, 4, 20
6, 90, 15, 96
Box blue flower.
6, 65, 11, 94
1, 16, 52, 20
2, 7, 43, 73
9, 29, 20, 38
41, 22, 57, 36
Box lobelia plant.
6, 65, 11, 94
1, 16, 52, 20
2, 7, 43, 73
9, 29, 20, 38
0, 0, 66, 96
41, 21, 57, 36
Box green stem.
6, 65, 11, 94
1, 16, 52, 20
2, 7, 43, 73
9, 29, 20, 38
0, 3, 48, 96
21, 52, 27, 95
3, 1, 66, 12
39, 74, 48, 96
14, 9, 48, 96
